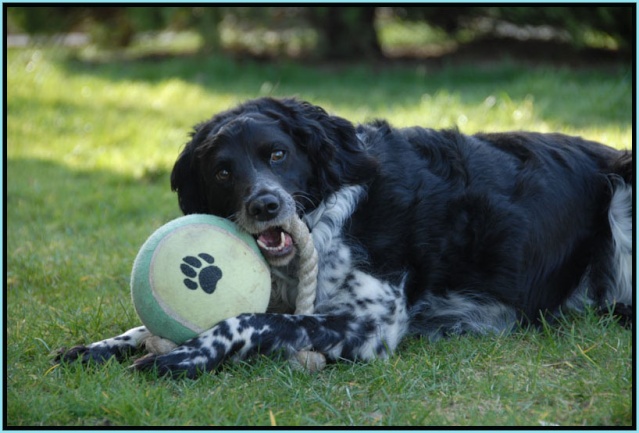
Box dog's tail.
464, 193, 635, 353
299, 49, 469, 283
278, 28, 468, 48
596, 151, 633, 327
606, 152, 633, 309
562, 151, 633, 326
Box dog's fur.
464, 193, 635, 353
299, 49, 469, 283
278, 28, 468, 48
58, 97, 633, 378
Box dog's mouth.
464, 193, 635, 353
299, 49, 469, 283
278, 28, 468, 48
255, 227, 295, 262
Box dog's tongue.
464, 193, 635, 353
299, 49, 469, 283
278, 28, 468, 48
256, 227, 294, 257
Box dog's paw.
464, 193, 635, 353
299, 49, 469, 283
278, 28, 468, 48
54, 343, 131, 365
131, 348, 210, 379
54, 345, 90, 364
180, 253, 223, 294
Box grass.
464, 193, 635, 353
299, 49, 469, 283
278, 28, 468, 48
6, 40, 633, 427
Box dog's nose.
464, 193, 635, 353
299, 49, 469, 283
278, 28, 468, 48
247, 192, 281, 221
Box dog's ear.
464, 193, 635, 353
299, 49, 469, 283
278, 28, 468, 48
268, 98, 379, 196
170, 106, 256, 215
170, 126, 209, 215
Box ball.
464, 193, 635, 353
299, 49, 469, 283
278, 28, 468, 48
130, 214, 271, 344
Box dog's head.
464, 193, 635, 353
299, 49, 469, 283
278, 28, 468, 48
170, 97, 378, 264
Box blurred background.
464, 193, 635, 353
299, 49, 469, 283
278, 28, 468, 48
7, 6, 633, 62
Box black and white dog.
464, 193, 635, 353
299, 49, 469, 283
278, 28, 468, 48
58, 97, 633, 378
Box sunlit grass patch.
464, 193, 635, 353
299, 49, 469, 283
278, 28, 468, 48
6, 44, 632, 426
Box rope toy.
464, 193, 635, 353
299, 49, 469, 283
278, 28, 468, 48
279, 214, 318, 315
144, 334, 177, 355
278, 213, 324, 372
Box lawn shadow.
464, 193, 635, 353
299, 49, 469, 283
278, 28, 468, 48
7, 157, 178, 245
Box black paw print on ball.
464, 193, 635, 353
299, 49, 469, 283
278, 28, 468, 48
180, 253, 223, 294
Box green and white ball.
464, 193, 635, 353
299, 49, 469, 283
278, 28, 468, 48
131, 214, 271, 344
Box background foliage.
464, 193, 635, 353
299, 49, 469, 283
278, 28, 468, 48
7, 6, 634, 58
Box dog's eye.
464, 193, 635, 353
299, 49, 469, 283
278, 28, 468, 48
215, 169, 231, 182
270, 150, 286, 163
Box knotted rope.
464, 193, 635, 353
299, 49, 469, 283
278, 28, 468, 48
279, 214, 318, 315
279, 214, 325, 372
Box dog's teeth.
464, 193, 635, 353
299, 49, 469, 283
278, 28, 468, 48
257, 232, 286, 252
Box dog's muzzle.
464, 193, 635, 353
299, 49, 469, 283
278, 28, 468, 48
241, 186, 298, 264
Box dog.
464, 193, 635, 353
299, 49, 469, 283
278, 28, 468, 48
58, 97, 633, 378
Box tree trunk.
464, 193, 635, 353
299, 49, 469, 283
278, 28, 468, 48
310, 7, 382, 61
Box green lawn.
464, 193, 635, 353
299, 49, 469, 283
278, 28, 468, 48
6, 43, 633, 427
